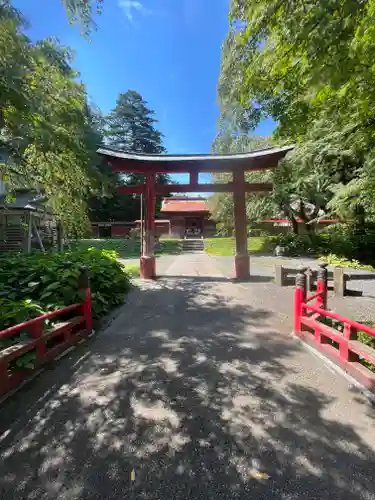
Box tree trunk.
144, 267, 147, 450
304, 221, 315, 242
299, 199, 315, 238
291, 216, 299, 234
283, 203, 299, 234
354, 206, 366, 229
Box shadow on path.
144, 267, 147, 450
0, 275, 374, 499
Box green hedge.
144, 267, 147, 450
273, 233, 327, 256
0, 248, 132, 331
274, 224, 375, 265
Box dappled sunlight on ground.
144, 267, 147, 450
0, 254, 374, 499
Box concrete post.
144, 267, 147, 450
334, 267, 346, 297
317, 262, 328, 308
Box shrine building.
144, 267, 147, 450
158, 197, 216, 237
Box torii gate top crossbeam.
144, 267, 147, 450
97, 145, 293, 173
96, 144, 294, 280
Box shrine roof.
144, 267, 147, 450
262, 219, 339, 224
160, 198, 209, 213
97, 145, 294, 173
135, 219, 171, 223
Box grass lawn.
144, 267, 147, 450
204, 237, 274, 256
158, 238, 182, 255
123, 264, 141, 278
72, 238, 141, 259
72, 238, 181, 259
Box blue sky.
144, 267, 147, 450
14, 0, 275, 187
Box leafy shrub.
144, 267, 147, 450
272, 223, 375, 263
0, 248, 132, 331
215, 222, 233, 237
319, 223, 375, 264
72, 238, 141, 259
319, 224, 354, 257
248, 228, 272, 237
321, 254, 375, 272
273, 233, 321, 255
0, 298, 46, 331
358, 331, 375, 349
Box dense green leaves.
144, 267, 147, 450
209, 134, 275, 233
106, 91, 166, 155
61, 0, 104, 34
1, 3, 169, 232
0, 3, 104, 234
221, 0, 375, 138
217, 0, 375, 231
89, 91, 170, 223
0, 246, 131, 372
0, 248, 132, 331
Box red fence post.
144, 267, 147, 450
294, 267, 307, 336
340, 322, 358, 362
317, 262, 328, 309
29, 321, 46, 366
79, 267, 92, 335
0, 357, 9, 396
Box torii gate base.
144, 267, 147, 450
97, 146, 293, 280
141, 251, 249, 281
234, 254, 250, 280
141, 255, 249, 281
140, 256, 156, 280
140, 253, 249, 281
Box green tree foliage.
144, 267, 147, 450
61, 0, 104, 34
209, 134, 274, 234
220, 0, 375, 138
0, 3, 170, 231
0, 2, 103, 234
89, 91, 170, 222
275, 119, 370, 232
0, 247, 131, 331
106, 91, 166, 155
218, 0, 375, 228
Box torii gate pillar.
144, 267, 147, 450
140, 173, 156, 279
233, 168, 250, 280
97, 144, 294, 281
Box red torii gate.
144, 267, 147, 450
97, 146, 293, 280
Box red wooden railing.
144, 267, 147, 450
0, 267, 93, 397
294, 264, 375, 390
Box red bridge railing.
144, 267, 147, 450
0, 267, 92, 398
294, 264, 375, 390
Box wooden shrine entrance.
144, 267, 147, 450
185, 217, 202, 233
97, 146, 293, 279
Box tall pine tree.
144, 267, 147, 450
106, 90, 166, 155
89, 90, 170, 223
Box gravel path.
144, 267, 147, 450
0, 253, 374, 499
212, 255, 375, 324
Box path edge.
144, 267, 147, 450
291, 333, 375, 405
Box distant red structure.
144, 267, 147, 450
257, 219, 339, 233
98, 146, 293, 279
159, 197, 216, 238
91, 221, 134, 238
135, 219, 171, 237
